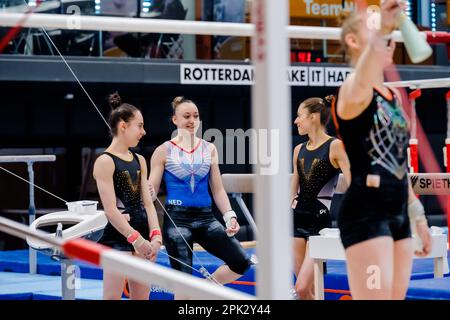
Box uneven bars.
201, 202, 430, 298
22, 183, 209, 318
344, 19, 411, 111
0, 216, 254, 300
223, 173, 450, 196
0, 12, 437, 42
385, 78, 450, 89
0, 155, 56, 163
0, 154, 57, 274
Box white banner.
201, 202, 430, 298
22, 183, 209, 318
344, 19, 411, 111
180, 64, 253, 85
180, 64, 352, 87
325, 67, 352, 86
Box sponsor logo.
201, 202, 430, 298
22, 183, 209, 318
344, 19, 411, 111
410, 175, 419, 188
410, 175, 450, 190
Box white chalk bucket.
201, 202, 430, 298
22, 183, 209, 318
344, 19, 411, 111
66, 200, 98, 214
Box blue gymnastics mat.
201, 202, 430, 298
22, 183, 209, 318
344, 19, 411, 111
0, 249, 449, 299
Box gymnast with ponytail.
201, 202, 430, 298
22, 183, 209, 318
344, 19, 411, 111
291, 95, 350, 299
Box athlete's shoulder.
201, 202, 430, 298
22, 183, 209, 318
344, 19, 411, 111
330, 138, 345, 150
135, 153, 145, 162
96, 152, 115, 165
93, 153, 115, 178
156, 141, 172, 152
202, 139, 214, 147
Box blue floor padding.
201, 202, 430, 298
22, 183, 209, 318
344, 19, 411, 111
1, 248, 449, 299
407, 277, 450, 300
325, 250, 450, 280
0, 272, 103, 300
0, 249, 256, 281
323, 251, 450, 299
0, 250, 101, 277
0, 292, 32, 300
0, 271, 245, 300
0, 249, 256, 300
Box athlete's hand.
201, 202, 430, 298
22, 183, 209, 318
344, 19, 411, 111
223, 211, 239, 237
149, 238, 161, 262
226, 218, 240, 237
135, 239, 154, 260
380, 0, 405, 34
414, 222, 432, 257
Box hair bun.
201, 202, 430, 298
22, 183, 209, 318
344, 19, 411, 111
108, 92, 122, 110
324, 95, 334, 108
171, 96, 184, 110
172, 96, 184, 105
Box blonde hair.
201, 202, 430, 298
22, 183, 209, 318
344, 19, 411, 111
171, 96, 194, 115
339, 11, 364, 58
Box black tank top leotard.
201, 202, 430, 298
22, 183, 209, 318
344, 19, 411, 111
98, 151, 150, 251
333, 87, 411, 249
295, 137, 340, 210
292, 138, 340, 239
334, 88, 409, 180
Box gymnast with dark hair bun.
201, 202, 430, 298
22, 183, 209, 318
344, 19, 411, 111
94, 92, 162, 300
291, 95, 350, 299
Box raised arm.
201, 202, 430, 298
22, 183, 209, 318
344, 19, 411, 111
338, 0, 401, 119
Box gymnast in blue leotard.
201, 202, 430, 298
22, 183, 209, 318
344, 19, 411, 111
163, 138, 212, 208
149, 96, 252, 288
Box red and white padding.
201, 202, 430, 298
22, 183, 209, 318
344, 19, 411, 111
62, 238, 253, 300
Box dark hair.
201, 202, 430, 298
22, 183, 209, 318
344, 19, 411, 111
300, 95, 334, 126
108, 92, 140, 136
171, 96, 194, 115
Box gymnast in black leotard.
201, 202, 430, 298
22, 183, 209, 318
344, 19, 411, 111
94, 92, 162, 300
291, 96, 350, 299
331, 3, 431, 299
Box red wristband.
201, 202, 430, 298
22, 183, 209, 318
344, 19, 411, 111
150, 229, 161, 240
126, 230, 140, 244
